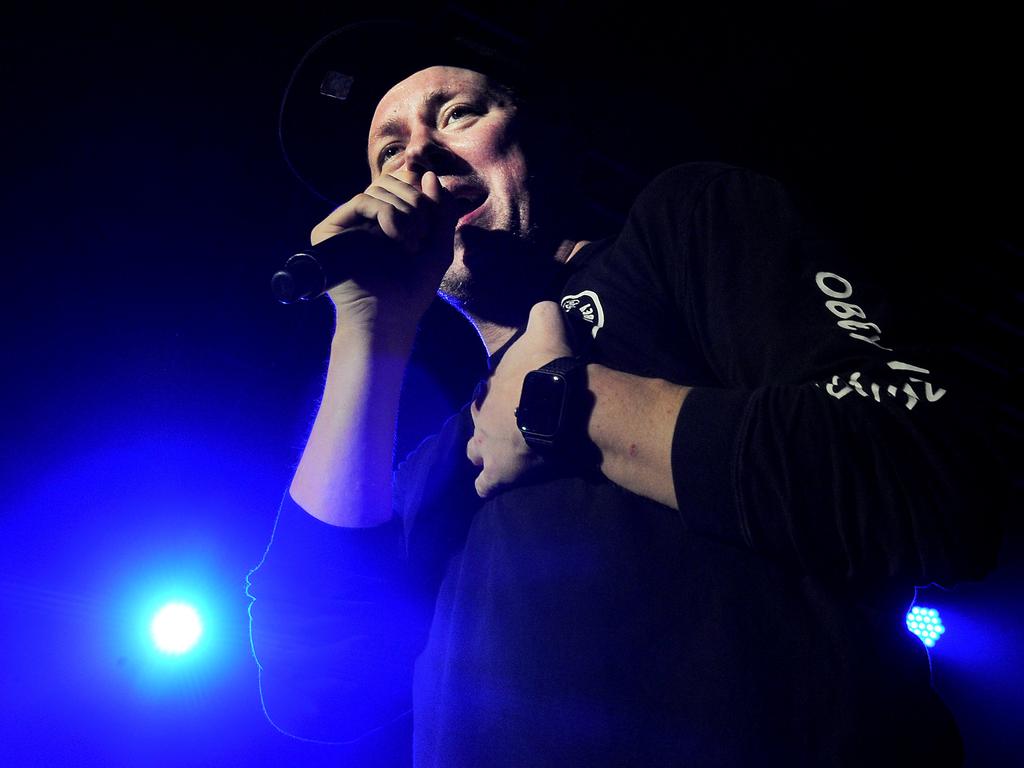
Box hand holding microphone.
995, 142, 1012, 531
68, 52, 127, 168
274, 171, 458, 333
271, 226, 404, 304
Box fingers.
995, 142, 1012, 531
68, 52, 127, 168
373, 174, 431, 209
420, 171, 458, 220
466, 435, 483, 467
466, 430, 500, 498
471, 456, 538, 499
372, 201, 424, 248
310, 173, 441, 248
420, 170, 441, 202
472, 377, 489, 410
465, 436, 494, 498
362, 186, 414, 216
363, 177, 436, 249
466, 431, 540, 499
474, 470, 495, 498
467, 452, 499, 498
419, 171, 459, 262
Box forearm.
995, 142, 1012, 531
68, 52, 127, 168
247, 495, 417, 742
290, 325, 413, 527
587, 363, 1004, 589
585, 364, 690, 510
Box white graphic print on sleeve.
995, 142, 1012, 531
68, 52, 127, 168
815, 271, 893, 351
560, 290, 605, 339
813, 271, 948, 410
820, 361, 948, 410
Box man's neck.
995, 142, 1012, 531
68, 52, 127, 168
467, 238, 591, 356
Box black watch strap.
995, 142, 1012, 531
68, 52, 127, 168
537, 356, 584, 378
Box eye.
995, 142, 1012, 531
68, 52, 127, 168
443, 104, 481, 126
378, 144, 403, 167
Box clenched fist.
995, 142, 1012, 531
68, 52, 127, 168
466, 301, 576, 497
310, 170, 459, 337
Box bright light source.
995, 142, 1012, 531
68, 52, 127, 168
906, 605, 946, 648
150, 602, 203, 655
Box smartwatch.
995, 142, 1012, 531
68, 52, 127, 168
515, 356, 588, 450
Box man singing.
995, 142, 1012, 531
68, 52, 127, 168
248, 15, 1004, 766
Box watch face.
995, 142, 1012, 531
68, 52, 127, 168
517, 371, 567, 439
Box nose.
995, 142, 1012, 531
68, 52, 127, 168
401, 124, 452, 178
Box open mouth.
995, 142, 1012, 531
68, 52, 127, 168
455, 196, 488, 228
454, 194, 482, 215
447, 183, 488, 226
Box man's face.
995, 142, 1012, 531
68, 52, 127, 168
367, 65, 540, 308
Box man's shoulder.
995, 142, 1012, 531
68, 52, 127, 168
622, 162, 794, 240
636, 161, 776, 205
648, 160, 742, 185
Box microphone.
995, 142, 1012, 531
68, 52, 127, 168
271, 227, 404, 304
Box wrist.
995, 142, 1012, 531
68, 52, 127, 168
516, 356, 590, 451
332, 290, 427, 350
331, 315, 418, 359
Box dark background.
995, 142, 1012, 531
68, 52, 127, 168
2, 2, 1020, 766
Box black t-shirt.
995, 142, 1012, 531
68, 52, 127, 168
248, 163, 1004, 767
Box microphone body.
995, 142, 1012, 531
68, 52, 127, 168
272, 227, 404, 304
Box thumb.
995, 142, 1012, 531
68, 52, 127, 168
420, 171, 459, 276
526, 301, 569, 344
422, 171, 459, 223
474, 468, 495, 498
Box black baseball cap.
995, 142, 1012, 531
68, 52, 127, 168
278, 12, 541, 204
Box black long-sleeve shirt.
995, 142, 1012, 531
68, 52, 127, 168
247, 163, 1005, 766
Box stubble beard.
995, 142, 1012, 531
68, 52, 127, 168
436, 214, 553, 328
436, 237, 528, 322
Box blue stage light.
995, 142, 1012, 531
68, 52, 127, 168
150, 602, 203, 655
906, 605, 946, 648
